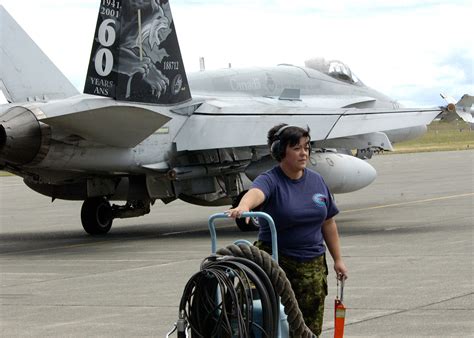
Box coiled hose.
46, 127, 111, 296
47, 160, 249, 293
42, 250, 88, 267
177, 243, 315, 337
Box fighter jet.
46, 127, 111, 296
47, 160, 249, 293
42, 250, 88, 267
0, 1, 468, 234
187, 58, 435, 160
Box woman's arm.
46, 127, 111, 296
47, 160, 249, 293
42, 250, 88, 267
322, 217, 348, 280
226, 188, 265, 218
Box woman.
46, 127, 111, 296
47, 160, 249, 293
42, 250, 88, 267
227, 124, 348, 336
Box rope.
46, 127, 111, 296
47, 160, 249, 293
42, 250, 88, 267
176, 243, 315, 337
217, 243, 315, 338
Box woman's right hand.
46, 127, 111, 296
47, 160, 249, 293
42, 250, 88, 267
225, 206, 249, 219
225, 188, 265, 221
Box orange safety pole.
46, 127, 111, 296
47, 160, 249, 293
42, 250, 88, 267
334, 278, 346, 338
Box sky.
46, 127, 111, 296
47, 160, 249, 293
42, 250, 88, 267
1, 0, 472, 107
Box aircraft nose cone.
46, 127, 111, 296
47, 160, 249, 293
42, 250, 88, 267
0, 107, 42, 165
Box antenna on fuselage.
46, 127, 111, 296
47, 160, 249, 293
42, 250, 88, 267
199, 57, 205, 71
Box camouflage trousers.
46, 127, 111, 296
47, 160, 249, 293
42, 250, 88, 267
255, 241, 328, 337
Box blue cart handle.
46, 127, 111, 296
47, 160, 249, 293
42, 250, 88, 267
208, 211, 278, 263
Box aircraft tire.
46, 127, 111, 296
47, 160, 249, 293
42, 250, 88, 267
81, 197, 113, 235
232, 190, 261, 232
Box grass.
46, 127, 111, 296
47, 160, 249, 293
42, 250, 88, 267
391, 121, 473, 153
0, 121, 472, 177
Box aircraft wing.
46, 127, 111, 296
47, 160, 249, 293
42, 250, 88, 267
174, 98, 440, 151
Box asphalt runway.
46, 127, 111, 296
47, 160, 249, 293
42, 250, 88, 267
0, 150, 473, 337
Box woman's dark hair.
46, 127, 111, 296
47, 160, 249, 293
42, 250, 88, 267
268, 124, 311, 161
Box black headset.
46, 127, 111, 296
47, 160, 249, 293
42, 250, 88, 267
270, 125, 291, 161
270, 125, 311, 161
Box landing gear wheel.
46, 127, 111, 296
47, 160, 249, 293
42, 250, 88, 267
81, 197, 113, 235
235, 216, 260, 232
232, 191, 260, 232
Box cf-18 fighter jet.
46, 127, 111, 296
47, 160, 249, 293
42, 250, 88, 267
0, 1, 470, 234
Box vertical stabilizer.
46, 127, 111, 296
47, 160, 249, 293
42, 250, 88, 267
0, 6, 79, 103
84, 0, 191, 105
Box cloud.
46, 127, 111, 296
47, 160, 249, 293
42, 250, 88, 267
1, 0, 472, 106
439, 52, 473, 86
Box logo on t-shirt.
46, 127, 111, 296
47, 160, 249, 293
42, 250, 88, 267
312, 193, 327, 207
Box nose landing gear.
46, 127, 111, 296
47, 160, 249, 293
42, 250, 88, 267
232, 191, 261, 232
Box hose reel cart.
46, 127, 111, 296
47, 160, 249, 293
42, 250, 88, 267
167, 211, 317, 338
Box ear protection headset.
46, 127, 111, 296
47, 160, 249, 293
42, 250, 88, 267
270, 125, 311, 161
270, 125, 292, 161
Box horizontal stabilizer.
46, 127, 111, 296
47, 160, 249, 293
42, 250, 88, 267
40, 96, 170, 148
0, 6, 78, 102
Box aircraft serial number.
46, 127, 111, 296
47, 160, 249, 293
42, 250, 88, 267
164, 61, 179, 70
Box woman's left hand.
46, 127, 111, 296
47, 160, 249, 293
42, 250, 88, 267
334, 259, 348, 280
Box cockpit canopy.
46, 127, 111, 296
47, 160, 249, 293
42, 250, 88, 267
305, 58, 363, 85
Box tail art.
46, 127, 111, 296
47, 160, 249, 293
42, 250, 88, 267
84, 0, 191, 105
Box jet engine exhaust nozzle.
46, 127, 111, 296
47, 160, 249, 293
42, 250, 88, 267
0, 107, 42, 165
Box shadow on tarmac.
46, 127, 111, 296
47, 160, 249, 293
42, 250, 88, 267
0, 221, 243, 256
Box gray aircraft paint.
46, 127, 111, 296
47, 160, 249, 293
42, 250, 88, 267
0, 2, 467, 234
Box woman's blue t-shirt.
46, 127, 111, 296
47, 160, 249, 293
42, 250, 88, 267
251, 166, 338, 261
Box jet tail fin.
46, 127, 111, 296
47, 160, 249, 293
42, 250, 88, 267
84, 0, 191, 105
0, 6, 79, 103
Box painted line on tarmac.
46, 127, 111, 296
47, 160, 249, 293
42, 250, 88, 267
162, 224, 234, 236
0, 237, 150, 255
341, 192, 474, 214
0, 224, 236, 255
322, 291, 473, 333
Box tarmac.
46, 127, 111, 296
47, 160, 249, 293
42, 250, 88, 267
0, 150, 473, 337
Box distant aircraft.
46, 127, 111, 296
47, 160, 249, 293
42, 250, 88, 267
0, 1, 469, 234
